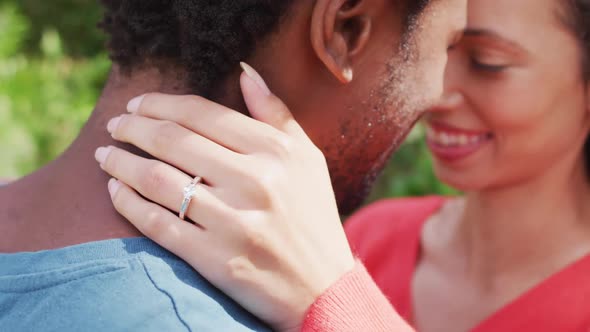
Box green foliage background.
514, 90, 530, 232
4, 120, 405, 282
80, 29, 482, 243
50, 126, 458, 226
0, 1, 455, 201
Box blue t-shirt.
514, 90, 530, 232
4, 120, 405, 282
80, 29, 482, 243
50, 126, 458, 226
0, 238, 270, 331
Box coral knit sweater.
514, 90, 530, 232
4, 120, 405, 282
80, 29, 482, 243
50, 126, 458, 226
301, 197, 590, 332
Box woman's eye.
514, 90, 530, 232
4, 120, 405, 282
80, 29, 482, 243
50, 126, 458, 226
471, 58, 507, 72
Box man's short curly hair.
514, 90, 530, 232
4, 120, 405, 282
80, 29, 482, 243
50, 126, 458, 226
99, 0, 295, 97
99, 0, 431, 97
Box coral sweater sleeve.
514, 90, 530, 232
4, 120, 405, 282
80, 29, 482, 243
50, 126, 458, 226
301, 197, 445, 332
301, 261, 415, 332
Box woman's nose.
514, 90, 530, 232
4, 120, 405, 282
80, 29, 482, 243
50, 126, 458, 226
429, 92, 464, 113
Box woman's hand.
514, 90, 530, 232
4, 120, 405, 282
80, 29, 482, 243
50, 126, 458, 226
95, 63, 355, 331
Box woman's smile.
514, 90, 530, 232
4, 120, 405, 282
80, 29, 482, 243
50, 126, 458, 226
426, 121, 493, 162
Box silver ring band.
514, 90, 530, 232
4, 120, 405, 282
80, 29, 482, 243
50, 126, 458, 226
179, 176, 202, 220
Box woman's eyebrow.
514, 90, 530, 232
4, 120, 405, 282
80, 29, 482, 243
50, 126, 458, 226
463, 28, 529, 56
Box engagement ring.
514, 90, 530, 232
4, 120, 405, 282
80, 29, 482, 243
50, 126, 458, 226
179, 176, 202, 220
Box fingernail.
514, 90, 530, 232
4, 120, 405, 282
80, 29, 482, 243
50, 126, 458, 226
94, 146, 112, 165
108, 178, 121, 197
127, 94, 146, 113
107, 116, 122, 134
240, 62, 271, 96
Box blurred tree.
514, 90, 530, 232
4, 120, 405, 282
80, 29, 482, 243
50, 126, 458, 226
0, 0, 105, 57
0, 2, 109, 176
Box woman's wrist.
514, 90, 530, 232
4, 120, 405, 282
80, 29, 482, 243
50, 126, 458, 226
300, 260, 413, 332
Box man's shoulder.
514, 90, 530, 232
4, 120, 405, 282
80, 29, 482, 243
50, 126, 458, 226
0, 238, 269, 332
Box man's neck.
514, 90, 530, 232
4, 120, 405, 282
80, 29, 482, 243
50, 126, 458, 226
0, 67, 240, 252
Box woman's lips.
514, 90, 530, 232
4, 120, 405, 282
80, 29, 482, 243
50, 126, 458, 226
426, 122, 493, 162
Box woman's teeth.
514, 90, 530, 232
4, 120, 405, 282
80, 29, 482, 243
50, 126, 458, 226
426, 127, 488, 147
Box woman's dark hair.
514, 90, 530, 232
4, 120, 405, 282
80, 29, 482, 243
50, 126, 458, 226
561, 0, 590, 177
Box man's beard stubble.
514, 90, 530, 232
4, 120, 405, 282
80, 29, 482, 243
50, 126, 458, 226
330, 25, 435, 215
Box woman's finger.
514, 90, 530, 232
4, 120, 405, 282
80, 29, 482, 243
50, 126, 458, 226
108, 115, 246, 186
108, 179, 207, 255
239, 62, 308, 141
96, 146, 233, 228
126, 92, 285, 154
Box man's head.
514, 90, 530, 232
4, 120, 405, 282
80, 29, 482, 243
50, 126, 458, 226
100, 0, 466, 213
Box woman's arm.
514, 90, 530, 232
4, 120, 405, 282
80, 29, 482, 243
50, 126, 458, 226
95, 63, 414, 332
303, 262, 414, 332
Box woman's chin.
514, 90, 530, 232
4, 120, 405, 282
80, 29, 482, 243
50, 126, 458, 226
433, 165, 488, 193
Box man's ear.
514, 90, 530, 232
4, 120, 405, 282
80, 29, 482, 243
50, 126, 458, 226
311, 0, 373, 84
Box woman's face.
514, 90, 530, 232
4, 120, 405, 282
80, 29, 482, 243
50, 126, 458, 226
425, 0, 590, 191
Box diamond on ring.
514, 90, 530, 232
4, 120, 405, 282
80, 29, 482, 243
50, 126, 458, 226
179, 176, 202, 220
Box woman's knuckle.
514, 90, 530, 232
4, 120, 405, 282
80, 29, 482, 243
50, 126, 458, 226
232, 160, 282, 208
143, 210, 171, 239
234, 209, 253, 223
263, 162, 287, 185
176, 96, 197, 115
268, 133, 294, 158
241, 223, 269, 250
180, 94, 202, 107
234, 160, 264, 186
143, 162, 169, 196
178, 105, 197, 125
152, 121, 179, 149
226, 256, 254, 282
251, 171, 276, 195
